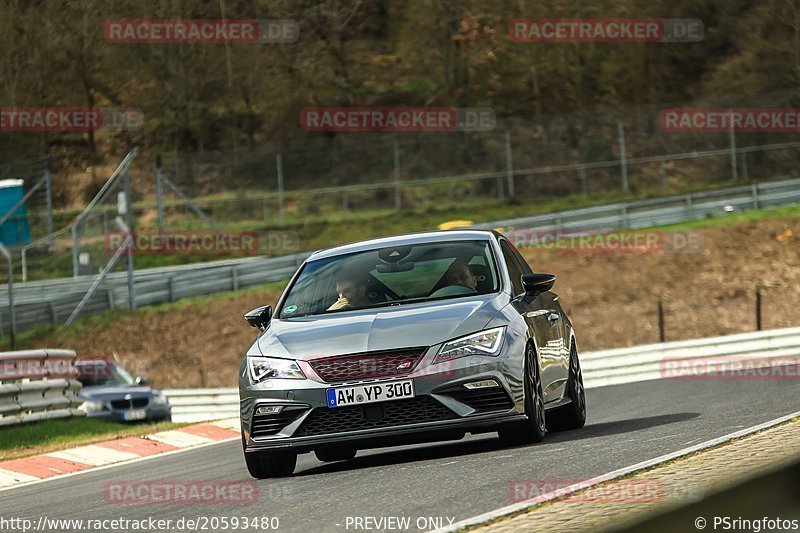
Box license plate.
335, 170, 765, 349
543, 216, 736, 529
326, 380, 414, 408
123, 409, 147, 421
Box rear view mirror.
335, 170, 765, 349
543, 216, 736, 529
245, 305, 272, 331
522, 273, 556, 297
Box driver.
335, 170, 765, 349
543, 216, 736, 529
327, 273, 371, 310
442, 262, 478, 292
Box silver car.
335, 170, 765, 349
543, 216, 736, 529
239, 230, 586, 478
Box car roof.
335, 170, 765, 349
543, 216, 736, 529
308, 229, 499, 261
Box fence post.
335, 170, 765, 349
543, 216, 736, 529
617, 118, 629, 193
505, 128, 515, 198
393, 137, 402, 210
752, 183, 760, 209
579, 164, 588, 195
755, 288, 762, 331
0, 244, 16, 349
44, 155, 53, 238
741, 152, 748, 181
729, 107, 738, 182
71, 223, 80, 278
156, 154, 164, 234
123, 162, 136, 312
658, 300, 665, 343
276, 153, 285, 225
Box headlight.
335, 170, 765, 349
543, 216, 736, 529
435, 327, 506, 363
78, 400, 105, 414
151, 394, 168, 405
248, 356, 305, 382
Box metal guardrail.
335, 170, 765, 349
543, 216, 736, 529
0, 349, 84, 427
581, 326, 800, 388
162, 388, 238, 424
162, 327, 800, 423
0, 176, 799, 337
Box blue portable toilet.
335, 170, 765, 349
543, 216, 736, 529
0, 179, 32, 247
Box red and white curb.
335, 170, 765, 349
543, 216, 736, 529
0, 418, 239, 490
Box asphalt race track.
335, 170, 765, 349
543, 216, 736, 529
4, 370, 800, 532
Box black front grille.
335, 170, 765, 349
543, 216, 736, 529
110, 398, 149, 410
444, 387, 515, 413
295, 396, 456, 436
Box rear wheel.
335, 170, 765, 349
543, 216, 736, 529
315, 448, 357, 462
546, 341, 586, 432
242, 435, 297, 478
498, 344, 546, 445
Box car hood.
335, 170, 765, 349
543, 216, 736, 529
78, 386, 158, 401
255, 293, 507, 359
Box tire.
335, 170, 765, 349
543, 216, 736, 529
242, 435, 297, 478
546, 341, 586, 432
315, 448, 357, 462
498, 343, 546, 445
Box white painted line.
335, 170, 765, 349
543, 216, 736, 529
0, 436, 238, 494
208, 417, 240, 431
0, 468, 39, 487
146, 430, 214, 448
432, 409, 800, 533
46, 445, 141, 466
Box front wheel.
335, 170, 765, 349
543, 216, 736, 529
498, 344, 546, 445
242, 435, 297, 478
546, 341, 586, 432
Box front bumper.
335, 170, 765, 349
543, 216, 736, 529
240, 339, 527, 453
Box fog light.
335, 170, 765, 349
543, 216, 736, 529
255, 405, 283, 415
463, 379, 500, 389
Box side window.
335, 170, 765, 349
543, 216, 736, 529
499, 240, 525, 295
508, 241, 533, 274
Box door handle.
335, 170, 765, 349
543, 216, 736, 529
547, 313, 560, 323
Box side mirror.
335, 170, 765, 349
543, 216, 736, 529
521, 273, 556, 297
135, 376, 149, 386
245, 305, 272, 331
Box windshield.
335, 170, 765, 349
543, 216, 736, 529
76, 362, 136, 387
278, 240, 499, 318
